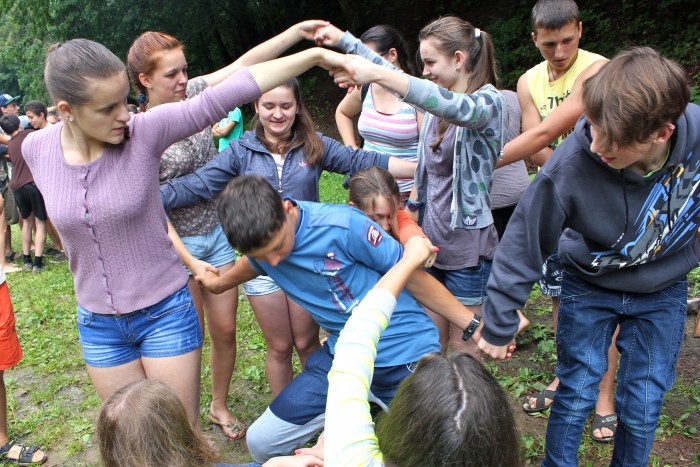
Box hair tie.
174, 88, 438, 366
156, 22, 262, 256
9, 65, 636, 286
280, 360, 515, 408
137, 93, 146, 103
474, 28, 481, 39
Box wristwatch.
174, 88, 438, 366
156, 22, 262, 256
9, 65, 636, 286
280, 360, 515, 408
462, 315, 482, 341
405, 198, 423, 212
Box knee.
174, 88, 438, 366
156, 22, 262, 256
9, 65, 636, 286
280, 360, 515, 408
208, 321, 237, 344
294, 335, 320, 356
267, 341, 294, 361
246, 419, 277, 464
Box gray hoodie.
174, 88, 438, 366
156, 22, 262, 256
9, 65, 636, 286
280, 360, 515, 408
481, 103, 700, 345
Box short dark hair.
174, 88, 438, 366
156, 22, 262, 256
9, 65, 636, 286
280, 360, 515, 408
0, 114, 21, 134
584, 47, 690, 148
531, 0, 580, 32
24, 100, 47, 118
376, 352, 522, 466
216, 175, 286, 253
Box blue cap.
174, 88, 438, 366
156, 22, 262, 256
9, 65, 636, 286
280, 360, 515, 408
0, 94, 19, 108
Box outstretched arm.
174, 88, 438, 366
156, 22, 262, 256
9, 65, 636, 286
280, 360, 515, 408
202, 20, 330, 87
248, 47, 355, 95
497, 59, 607, 168
324, 237, 436, 464
195, 255, 259, 293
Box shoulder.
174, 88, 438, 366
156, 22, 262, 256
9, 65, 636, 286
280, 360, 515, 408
525, 60, 548, 86
303, 201, 354, 230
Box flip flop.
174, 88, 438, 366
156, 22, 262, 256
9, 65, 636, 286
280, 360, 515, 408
522, 388, 555, 414
207, 412, 247, 440
591, 413, 617, 443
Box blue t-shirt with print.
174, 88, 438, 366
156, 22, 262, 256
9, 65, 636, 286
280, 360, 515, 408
248, 200, 439, 367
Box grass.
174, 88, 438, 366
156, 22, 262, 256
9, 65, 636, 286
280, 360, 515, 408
2, 171, 698, 465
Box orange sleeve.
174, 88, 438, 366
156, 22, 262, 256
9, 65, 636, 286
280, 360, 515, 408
397, 208, 427, 245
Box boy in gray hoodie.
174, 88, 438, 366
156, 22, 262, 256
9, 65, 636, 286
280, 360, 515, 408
479, 47, 698, 466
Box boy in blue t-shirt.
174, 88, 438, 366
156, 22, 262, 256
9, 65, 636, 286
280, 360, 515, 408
197, 175, 483, 464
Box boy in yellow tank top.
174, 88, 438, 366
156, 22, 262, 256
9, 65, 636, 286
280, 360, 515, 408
517, 0, 607, 165
514, 0, 619, 446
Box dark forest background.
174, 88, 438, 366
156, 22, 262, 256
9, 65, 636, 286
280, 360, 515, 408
1, 0, 698, 105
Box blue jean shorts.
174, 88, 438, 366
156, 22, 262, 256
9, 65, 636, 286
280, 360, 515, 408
425, 260, 492, 305
77, 285, 202, 368
180, 224, 235, 273
243, 275, 282, 296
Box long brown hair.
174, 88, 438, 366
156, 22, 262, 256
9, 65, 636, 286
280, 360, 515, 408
377, 352, 522, 466
127, 31, 183, 112
253, 79, 325, 166
419, 16, 498, 151
97, 380, 220, 467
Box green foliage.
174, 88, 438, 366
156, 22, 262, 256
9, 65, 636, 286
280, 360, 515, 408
1, 0, 697, 105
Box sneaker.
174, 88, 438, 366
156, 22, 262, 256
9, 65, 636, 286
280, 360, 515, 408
32, 265, 45, 274
23, 262, 33, 272
50, 252, 67, 263
45, 247, 61, 256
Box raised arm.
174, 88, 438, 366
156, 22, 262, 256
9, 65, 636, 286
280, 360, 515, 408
324, 237, 435, 465
202, 20, 330, 87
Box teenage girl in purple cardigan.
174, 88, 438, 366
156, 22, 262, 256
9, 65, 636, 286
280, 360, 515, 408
22, 37, 352, 429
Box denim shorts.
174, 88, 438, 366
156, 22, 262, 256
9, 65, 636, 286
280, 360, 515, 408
180, 224, 235, 273
243, 275, 282, 296
77, 285, 202, 368
539, 253, 563, 297
425, 260, 492, 305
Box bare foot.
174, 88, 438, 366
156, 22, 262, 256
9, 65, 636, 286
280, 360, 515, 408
2, 263, 21, 273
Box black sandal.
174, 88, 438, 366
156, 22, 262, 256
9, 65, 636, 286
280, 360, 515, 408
0, 440, 48, 465
591, 413, 617, 443
522, 388, 556, 414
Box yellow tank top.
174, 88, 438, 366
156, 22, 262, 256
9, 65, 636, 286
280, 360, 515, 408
526, 49, 606, 147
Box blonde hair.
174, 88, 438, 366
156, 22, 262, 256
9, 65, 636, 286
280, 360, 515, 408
97, 380, 219, 467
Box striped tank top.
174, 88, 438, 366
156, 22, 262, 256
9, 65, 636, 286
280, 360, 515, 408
358, 84, 419, 193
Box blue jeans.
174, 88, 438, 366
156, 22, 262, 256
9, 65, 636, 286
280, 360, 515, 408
544, 273, 687, 467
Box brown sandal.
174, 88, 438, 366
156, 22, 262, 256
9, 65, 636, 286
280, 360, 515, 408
207, 412, 247, 440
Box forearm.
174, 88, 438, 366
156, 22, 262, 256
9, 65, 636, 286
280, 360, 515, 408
167, 221, 197, 270
387, 156, 416, 179
248, 48, 336, 94
498, 127, 557, 167
202, 256, 258, 293
405, 269, 474, 329
335, 107, 359, 148
237, 24, 306, 68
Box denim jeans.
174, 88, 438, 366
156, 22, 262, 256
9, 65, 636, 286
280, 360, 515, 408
543, 272, 687, 467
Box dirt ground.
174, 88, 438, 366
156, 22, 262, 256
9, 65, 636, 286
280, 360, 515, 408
505, 303, 700, 466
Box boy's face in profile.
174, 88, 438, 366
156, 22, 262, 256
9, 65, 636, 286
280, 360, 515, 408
25, 110, 46, 129
532, 21, 582, 74
589, 122, 671, 174
245, 201, 297, 267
